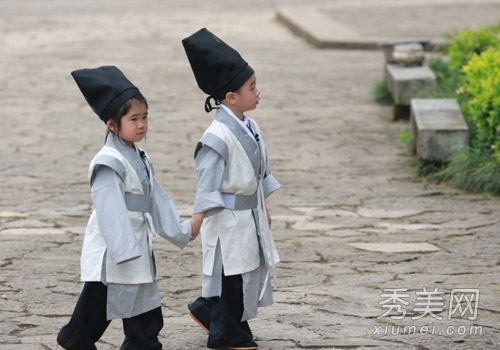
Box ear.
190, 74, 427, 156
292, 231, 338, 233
106, 120, 117, 134
224, 92, 237, 105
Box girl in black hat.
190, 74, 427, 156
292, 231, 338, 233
183, 29, 281, 350
57, 66, 194, 350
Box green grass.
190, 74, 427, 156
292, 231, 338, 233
426, 148, 500, 195
371, 80, 393, 105
426, 57, 461, 99
399, 130, 414, 147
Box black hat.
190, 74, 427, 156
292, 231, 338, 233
71, 65, 142, 123
182, 28, 255, 112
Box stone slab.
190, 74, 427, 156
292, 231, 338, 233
0, 212, 28, 218
410, 98, 469, 161
276, 0, 500, 50
349, 242, 441, 253
0, 228, 66, 235
276, 7, 375, 49
385, 64, 437, 105
357, 208, 424, 219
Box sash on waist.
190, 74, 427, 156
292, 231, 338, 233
124, 192, 151, 212
221, 193, 258, 210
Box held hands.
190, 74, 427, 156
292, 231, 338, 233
189, 212, 205, 241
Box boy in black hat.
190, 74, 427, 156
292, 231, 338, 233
183, 28, 281, 350
57, 66, 194, 350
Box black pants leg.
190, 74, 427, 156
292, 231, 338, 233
207, 274, 253, 349
57, 282, 111, 350
121, 306, 164, 350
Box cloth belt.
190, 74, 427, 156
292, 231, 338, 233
221, 193, 258, 210
124, 193, 151, 212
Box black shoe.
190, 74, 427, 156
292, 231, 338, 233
187, 298, 210, 334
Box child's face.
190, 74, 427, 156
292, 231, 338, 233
233, 73, 260, 115
117, 100, 148, 147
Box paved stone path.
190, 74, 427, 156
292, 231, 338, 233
1, 1, 499, 349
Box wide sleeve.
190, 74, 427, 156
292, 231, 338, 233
91, 165, 142, 265
263, 173, 280, 199
262, 150, 281, 199
192, 145, 226, 214
149, 179, 191, 249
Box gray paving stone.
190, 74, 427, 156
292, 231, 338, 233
349, 242, 441, 253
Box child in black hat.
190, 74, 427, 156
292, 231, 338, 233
183, 28, 281, 350
57, 65, 194, 350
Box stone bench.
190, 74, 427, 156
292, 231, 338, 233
410, 98, 469, 162
385, 63, 437, 120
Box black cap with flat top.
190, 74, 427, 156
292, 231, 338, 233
182, 28, 254, 112
71, 65, 141, 123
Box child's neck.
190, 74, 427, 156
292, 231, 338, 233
109, 132, 135, 149
221, 102, 244, 121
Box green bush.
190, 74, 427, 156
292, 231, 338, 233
459, 48, 500, 161
419, 22, 500, 195
447, 25, 500, 71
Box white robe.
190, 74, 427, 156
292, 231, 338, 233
193, 107, 280, 320
80, 133, 191, 319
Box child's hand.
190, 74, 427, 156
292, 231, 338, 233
190, 233, 198, 241
267, 208, 272, 229
189, 212, 205, 241
190, 226, 199, 241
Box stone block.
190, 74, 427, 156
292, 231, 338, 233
392, 42, 425, 66
379, 40, 431, 64
385, 64, 437, 105
410, 98, 469, 162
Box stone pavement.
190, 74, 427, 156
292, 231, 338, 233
1, 0, 499, 349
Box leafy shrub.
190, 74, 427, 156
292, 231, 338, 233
459, 48, 500, 161
419, 23, 500, 194
447, 25, 500, 71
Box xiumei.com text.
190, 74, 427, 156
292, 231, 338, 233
372, 323, 483, 336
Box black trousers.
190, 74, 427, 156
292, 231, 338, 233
190, 274, 254, 348
57, 282, 163, 350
